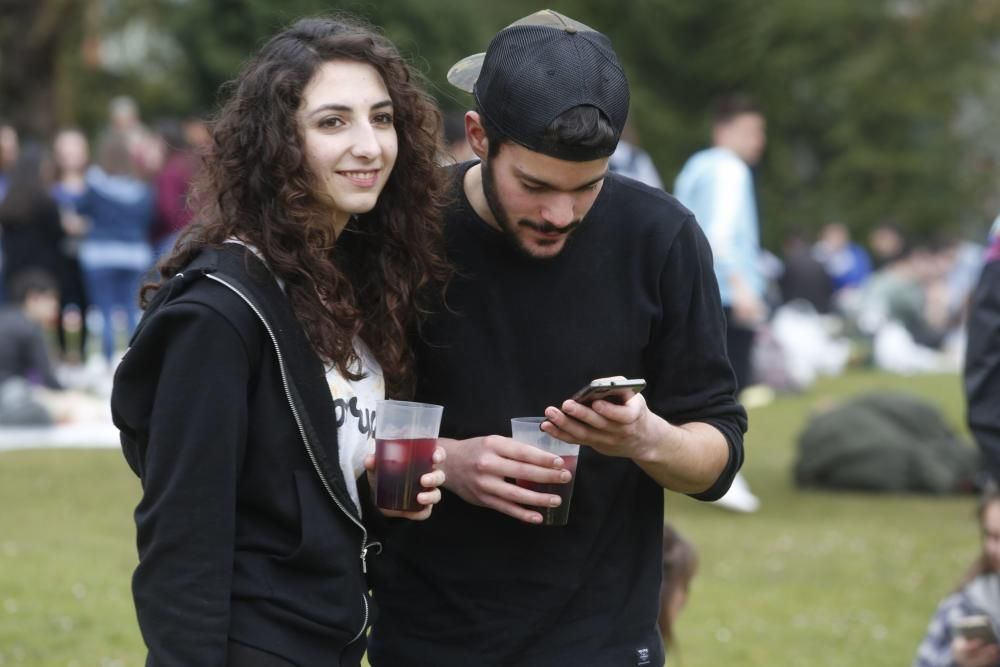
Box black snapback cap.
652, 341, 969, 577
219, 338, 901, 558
447, 9, 630, 161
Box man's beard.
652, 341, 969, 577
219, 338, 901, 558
481, 157, 581, 260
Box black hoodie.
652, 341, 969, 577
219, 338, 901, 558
112, 244, 375, 666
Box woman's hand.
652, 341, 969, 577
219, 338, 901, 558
364, 446, 446, 520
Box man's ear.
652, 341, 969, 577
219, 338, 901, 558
465, 111, 489, 159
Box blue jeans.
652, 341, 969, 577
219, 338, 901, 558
83, 266, 144, 362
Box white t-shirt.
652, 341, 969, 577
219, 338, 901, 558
224, 239, 383, 512
326, 340, 384, 513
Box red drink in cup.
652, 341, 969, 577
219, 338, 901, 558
516, 454, 578, 526
374, 400, 443, 512
374, 436, 438, 512
510, 417, 581, 527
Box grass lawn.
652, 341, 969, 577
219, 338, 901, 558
0, 370, 982, 666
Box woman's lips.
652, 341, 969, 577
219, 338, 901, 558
338, 169, 380, 187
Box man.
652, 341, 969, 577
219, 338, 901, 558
367, 11, 746, 667
673, 97, 765, 514
674, 96, 767, 394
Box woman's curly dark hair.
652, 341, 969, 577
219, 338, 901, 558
149, 15, 450, 397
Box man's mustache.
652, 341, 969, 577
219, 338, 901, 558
518, 220, 582, 235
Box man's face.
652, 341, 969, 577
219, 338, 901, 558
481, 142, 607, 260
717, 112, 766, 166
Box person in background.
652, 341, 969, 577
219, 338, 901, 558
0, 143, 65, 296
441, 109, 475, 164
870, 220, 907, 270
0, 122, 18, 199
0, 269, 62, 390
813, 221, 873, 309
106, 95, 160, 176
966, 233, 1000, 486
0, 269, 64, 427
659, 523, 699, 659
110, 15, 450, 666
51, 129, 91, 364
0, 122, 17, 307
674, 94, 766, 514
609, 118, 664, 189
77, 131, 155, 366
150, 117, 202, 257
914, 489, 1000, 667
779, 227, 834, 313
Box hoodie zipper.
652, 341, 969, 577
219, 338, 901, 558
202, 273, 371, 644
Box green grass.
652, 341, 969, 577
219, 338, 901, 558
668, 371, 979, 667
0, 370, 982, 666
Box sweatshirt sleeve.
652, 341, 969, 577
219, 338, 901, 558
647, 214, 747, 500
111, 298, 252, 666
965, 258, 1000, 484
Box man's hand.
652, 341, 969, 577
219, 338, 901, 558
438, 436, 572, 524
952, 636, 1000, 667
540, 391, 660, 462
540, 380, 730, 495
364, 447, 446, 521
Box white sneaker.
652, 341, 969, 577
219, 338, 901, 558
712, 472, 760, 513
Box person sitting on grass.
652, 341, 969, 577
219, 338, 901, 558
914, 489, 1000, 667
0, 269, 63, 426
0, 269, 62, 391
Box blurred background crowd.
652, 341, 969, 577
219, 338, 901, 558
2, 0, 999, 428
4, 1, 1000, 666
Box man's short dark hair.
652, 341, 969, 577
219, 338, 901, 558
712, 95, 762, 127
7, 269, 58, 305
478, 104, 618, 159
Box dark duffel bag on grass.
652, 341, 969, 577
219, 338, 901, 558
794, 391, 980, 494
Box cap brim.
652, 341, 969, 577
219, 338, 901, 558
447, 52, 485, 93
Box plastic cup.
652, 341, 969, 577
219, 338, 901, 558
374, 400, 443, 511
510, 417, 580, 526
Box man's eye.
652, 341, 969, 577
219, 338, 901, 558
522, 183, 543, 192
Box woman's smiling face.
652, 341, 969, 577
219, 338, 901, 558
298, 59, 398, 235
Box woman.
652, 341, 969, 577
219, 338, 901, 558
77, 130, 155, 365
111, 16, 449, 666
914, 490, 1000, 667
50, 129, 91, 363
0, 143, 65, 297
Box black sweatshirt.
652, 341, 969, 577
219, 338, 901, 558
112, 245, 373, 667
367, 166, 747, 667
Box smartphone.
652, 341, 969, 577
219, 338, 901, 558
570, 378, 647, 406
953, 615, 998, 644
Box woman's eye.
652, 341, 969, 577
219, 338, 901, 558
373, 113, 394, 125
319, 117, 344, 129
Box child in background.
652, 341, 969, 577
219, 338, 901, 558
660, 523, 700, 659
914, 489, 1000, 667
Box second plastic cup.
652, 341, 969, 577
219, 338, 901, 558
374, 400, 443, 511
510, 417, 580, 526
